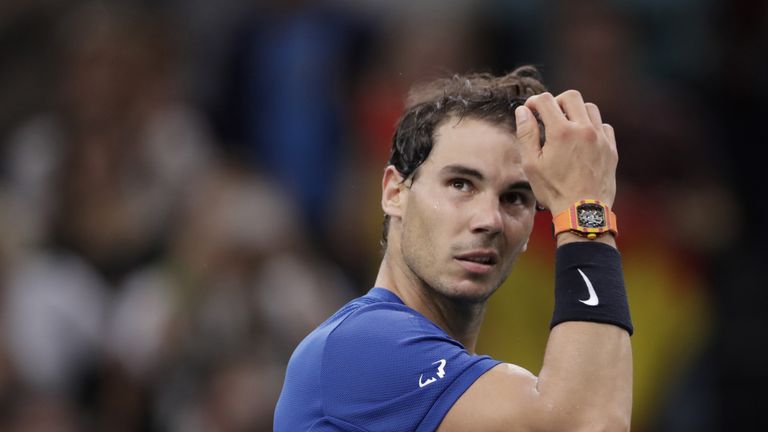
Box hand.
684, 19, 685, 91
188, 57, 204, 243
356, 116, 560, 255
515, 91, 617, 217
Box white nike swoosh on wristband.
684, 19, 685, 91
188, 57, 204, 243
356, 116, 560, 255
577, 268, 599, 306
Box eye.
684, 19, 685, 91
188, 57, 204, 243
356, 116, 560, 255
501, 191, 532, 207
449, 178, 473, 192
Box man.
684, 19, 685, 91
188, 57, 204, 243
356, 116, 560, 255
274, 66, 633, 431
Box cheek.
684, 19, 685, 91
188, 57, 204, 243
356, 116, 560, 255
401, 196, 454, 265
423, 199, 471, 256
504, 213, 536, 249
407, 192, 454, 235
403, 200, 444, 241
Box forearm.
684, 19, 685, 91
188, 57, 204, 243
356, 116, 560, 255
537, 322, 632, 430
536, 234, 632, 430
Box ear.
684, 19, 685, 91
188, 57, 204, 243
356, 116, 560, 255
382, 165, 407, 219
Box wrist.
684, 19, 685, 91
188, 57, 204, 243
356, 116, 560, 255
556, 231, 617, 249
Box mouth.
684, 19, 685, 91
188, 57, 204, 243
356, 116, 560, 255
454, 250, 499, 274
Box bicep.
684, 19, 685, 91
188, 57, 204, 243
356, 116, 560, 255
438, 362, 544, 432
438, 322, 633, 432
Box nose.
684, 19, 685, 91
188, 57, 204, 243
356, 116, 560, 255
469, 195, 503, 236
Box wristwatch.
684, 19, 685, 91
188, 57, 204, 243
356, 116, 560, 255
553, 199, 618, 240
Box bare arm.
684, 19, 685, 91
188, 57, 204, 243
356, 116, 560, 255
439, 91, 632, 431
440, 321, 631, 431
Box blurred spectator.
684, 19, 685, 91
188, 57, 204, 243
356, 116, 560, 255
129, 164, 352, 431
3, 2, 213, 276
214, 0, 367, 243
3, 251, 107, 394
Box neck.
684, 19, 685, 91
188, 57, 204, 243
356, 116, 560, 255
374, 250, 487, 352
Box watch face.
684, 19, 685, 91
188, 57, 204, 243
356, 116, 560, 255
577, 203, 606, 228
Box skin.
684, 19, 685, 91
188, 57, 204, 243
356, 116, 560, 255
377, 90, 632, 431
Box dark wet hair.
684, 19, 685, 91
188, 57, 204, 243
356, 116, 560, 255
381, 66, 547, 248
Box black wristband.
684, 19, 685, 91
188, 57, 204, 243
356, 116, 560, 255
551, 242, 633, 335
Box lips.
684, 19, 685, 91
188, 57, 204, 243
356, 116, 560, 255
454, 250, 499, 274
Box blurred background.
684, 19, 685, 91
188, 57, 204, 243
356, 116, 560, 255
0, 0, 765, 430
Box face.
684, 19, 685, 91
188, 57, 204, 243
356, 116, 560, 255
396, 117, 536, 303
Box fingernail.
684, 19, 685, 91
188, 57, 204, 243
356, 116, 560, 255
515, 106, 529, 124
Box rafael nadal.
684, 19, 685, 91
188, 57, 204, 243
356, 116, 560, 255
275, 66, 632, 431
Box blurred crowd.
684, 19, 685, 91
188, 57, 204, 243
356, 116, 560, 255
0, 0, 765, 431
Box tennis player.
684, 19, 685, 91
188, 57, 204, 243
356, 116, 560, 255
275, 66, 633, 431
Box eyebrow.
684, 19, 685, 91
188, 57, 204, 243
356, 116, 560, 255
441, 164, 485, 181
440, 164, 533, 191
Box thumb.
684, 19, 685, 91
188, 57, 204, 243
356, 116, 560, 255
515, 105, 540, 157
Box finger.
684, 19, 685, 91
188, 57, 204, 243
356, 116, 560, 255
603, 123, 614, 140
515, 105, 541, 158
603, 123, 616, 149
555, 90, 590, 124
524, 92, 567, 129
585, 102, 603, 130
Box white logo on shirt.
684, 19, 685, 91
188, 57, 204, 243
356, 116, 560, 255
418, 359, 447, 388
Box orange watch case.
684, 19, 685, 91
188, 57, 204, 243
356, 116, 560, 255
552, 199, 618, 240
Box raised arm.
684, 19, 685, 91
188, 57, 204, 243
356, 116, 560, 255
439, 90, 632, 432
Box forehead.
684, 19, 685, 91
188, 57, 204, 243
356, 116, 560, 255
420, 117, 525, 182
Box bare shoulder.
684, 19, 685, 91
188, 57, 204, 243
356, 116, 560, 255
438, 362, 541, 432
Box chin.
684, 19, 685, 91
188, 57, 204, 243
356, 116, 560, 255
436, 278, 501, 304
